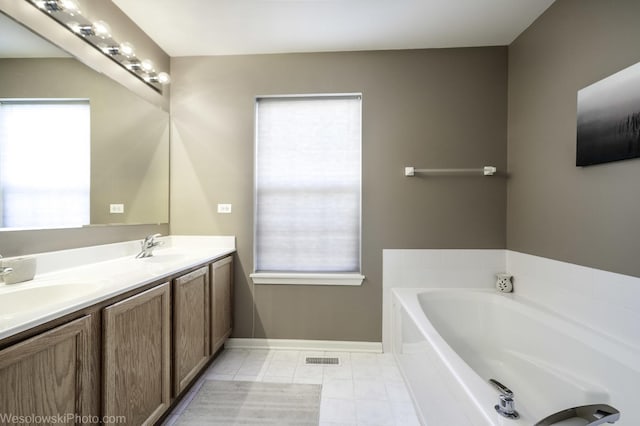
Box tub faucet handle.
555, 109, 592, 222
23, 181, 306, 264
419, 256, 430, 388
489, 379, 519, 419
489, 378, 513, 397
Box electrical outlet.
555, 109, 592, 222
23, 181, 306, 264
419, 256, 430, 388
110, 203, 124, 214
217, 203, 232, 214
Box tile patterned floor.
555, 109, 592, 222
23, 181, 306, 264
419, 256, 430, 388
163, 348, 421, 426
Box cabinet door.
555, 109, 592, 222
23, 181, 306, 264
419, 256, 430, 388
211, 256, 233, 353
103, 283, 171, 426
173, 266, 210, 395
0, 315, 92, 425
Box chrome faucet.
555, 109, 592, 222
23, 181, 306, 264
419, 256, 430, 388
135, 234, 164, 258
0, 255, 14, 279
489, 379, 519, 419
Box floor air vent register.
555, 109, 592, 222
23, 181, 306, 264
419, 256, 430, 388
305, 357, 340, 365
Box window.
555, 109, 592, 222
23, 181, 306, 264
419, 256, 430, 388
252, 95, 363, 285
0, 100, 90, 228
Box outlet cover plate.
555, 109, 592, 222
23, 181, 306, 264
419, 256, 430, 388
217, 203, 232, 214
110, 204, 124, 214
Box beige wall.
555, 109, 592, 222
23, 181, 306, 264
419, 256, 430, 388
170, 48, 508, 341
507, 0, 640, 277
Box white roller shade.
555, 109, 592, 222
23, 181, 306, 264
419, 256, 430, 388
255, 95, 362, 273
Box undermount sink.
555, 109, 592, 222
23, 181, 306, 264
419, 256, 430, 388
0, 281, 104, 318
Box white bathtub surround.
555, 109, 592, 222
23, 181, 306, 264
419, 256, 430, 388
506, 250, 640, 351
0, 235, 235, 339
383, 249, 640, 353
392, 288, 640, 425
385, 249, 640, 425
382, 249, 506, 352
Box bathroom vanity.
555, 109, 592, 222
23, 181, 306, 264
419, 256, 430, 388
0, 236, 234, 425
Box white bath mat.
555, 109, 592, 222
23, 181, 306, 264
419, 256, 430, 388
175, 381, 321, 425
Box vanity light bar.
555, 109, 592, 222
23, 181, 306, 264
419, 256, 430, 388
27, 0, 171, 92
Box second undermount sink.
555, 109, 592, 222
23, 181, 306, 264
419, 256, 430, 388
0, 281, 105, 318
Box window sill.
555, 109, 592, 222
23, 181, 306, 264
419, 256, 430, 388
250, 273, 365, 286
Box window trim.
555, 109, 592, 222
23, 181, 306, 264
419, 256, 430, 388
250, 272, 365, 286
252, 93, 364, 285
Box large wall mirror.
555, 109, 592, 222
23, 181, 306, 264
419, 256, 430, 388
0, 11, 169, 230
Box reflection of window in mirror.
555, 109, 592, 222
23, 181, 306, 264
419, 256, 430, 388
0, 99, 90, 228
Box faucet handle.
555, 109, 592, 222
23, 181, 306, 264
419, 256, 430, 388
142, 233, 162, 246
489, 379, 513, 397
489, 379, 519, 419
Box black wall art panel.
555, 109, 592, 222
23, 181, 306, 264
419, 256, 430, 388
577, 62, 640, 166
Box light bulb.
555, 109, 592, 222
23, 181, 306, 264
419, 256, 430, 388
157, 72, 171, 85
144, 72, 171, 85
92, 20, 111, 38
34, 0, 48, 10
60, 0, 80, 15
119, 42, 135, 58
141, 59, 155, 72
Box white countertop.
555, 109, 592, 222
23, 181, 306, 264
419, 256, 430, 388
0, 235, 235, 341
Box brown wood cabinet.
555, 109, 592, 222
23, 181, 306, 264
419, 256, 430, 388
0, 254, 234, 426
173, 266, 210, 395
211, 256, 233, 353
102, 283, 171, 426
0, 315, 92, 425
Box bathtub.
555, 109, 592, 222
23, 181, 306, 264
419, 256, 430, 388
391, 288, 640, 425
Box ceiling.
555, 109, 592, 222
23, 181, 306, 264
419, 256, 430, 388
112, 0, 555, 57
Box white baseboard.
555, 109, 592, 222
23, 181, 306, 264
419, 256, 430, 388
225, 338, 383, 353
